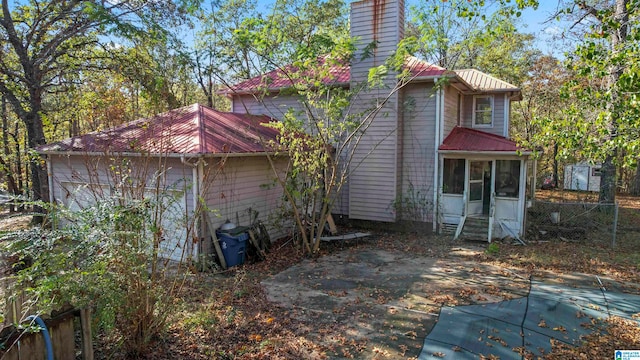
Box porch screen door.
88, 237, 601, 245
468, 161, 490, 216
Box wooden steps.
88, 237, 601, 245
459, 216, 489, 241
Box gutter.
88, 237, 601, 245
217, 82, 351, 97
37, 150, 279, 159
432, 78, 441, 232
438, 150, 533, 156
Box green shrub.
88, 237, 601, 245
486, 242, 500, 255
2, 196, 188, 356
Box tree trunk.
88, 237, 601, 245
552, 142, 559, 188
598, 0, 628, 204
631, 160, 640, 196
600, 154, 617, 203
1, 95, 18, 212
12, 121, 23, 200
24, 110, 49, 219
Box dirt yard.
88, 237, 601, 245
161, 190, 640, 359
157, 222, 640, 359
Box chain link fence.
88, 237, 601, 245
526, 200, 619, 247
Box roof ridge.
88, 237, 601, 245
405, 55, 446, 71
196, 103, 206, 154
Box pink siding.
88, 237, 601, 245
400, 83, 437, 222
203, 156, 286, 239
348, 0, 404, 222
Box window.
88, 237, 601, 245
473, 95, 493, 127
495, 160, 520, 198
592, 168, 602, 177
443, 159, 465, 194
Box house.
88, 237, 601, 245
221, 0, 532, 241
38, 104, 285, 261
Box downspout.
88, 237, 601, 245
503, 93, 510, 137
197, 159, 205, 256
440, 86, 445, 143
181, 155, 202, 258
432, 80, 441, 232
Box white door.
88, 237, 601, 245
468, 161, 491, 216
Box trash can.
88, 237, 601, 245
216, 229, 249, 267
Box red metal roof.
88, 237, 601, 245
224, 56, 447, 94
439, 126, 526, 153
38, 104, 280, 155
226, 56, 351, 94
405, 56, 448, 78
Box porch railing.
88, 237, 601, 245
454, 190, 467, 240
487, 192, 496, 243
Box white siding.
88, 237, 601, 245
462, 94, 506, 137
49, 155, 194, 211
203, 156, 285, 240
48, 154, 196, 261
400, 83, 437, 222
349, 0, 404, 222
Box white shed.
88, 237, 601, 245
564, 163, 602, 192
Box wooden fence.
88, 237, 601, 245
0, 305, 93, 360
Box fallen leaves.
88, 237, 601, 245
546, 316, 640, 359
404, 331, 418, 339
487, 334, 508, 347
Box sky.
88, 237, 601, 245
250, 0, 574, 57
517, 2, 572, 56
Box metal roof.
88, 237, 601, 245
224, 56, 351, 95
439, 126, 527, 153
453, 69, 520, 92
222, 56, 448, 94
405, 56, 448, 78
38, 104, 280, 155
